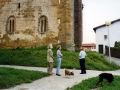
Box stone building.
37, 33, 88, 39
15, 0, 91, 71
0, 0, 83, 51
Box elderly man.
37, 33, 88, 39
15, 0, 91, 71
78, 47, 87, 74
47, 44, 54, 75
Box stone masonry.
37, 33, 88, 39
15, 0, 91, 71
0, 0, 83, 51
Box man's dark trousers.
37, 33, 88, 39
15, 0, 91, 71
79, 58, 86, 74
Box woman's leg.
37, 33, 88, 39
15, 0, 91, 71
56, 58, 61, 74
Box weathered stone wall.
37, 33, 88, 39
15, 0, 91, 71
74, 0, 83, 50
58, 0, 75, 51
0, 0, 59, 49
0, 0, 83, 50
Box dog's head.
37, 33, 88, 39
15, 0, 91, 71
109, 74, 114, 82
70, 71, 74, 76
65, 69, 74, 76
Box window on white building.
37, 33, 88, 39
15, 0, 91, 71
104, 35, 107, 40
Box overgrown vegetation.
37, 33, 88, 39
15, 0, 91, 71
114, 41, 120, 48
67, 75, 120, 90
0, 46, 120, 71
0, 67, 49, 89
0, 46, 120, 89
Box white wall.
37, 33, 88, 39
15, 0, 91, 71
110, 22, 120, 46
95, 21, 120, 54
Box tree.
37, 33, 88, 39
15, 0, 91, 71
114, 41, 120, 48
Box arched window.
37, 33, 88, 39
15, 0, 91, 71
38, 16, 47, 33
59, 0, 61, 4
6, 16, 15, 34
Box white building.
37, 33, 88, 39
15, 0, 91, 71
93, 19, 120, 54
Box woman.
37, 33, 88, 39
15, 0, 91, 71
47, 44, 54, 75
56, 45, 63, 76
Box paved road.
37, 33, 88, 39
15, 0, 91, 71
105, 56, 120, 65
0, 65, 120, 90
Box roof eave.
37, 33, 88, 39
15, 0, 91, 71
93, 18, 120, 33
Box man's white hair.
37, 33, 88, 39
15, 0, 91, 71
47, 44, 53, 49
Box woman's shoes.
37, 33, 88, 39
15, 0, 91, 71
56, 74, 61, 76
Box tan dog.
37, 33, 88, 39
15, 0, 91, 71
65, 69, 74, 77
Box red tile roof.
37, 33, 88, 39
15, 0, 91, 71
82, 43, 96, 47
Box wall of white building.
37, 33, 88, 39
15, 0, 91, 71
95, 21, 120, 54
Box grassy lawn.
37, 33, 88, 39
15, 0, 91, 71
0, 67, 49, 89
0, 46, 120, 71
0, 46, 120, 89
67, 75, 120, 90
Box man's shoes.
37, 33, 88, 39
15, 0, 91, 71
56, 74, 61, 76
80, 73, 86, 74
49, 73, 52, 75
49, 73, 52, 76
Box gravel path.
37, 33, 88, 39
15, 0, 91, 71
0, 65, 120, 90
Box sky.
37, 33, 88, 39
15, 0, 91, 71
82, 0, 120, 44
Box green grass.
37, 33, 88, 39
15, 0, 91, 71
0, 46, 120, 71
0, 67, 49, 89
67, 75, 120, 90
0, 46, 120, 89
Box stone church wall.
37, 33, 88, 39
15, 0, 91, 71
0, 0, 82, 50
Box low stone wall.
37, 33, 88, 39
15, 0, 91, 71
105, 46, 120, 59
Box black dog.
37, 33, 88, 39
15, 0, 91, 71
96, 73, 114, 86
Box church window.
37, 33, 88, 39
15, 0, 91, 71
59, 0, 61, 4
38, 16, 47, 33
6, 16, 15, 34
18, 3, 20, 9
58, 19, 61, 24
